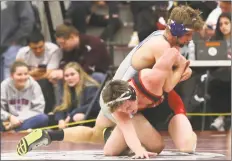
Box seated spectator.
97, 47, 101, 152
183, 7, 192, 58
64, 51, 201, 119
202, 1, 231, 40
128, 1, 169, 44
16, 31, 63, 114
1, 61, 48, 132
212, 12, 231, 58
53, 62, 100, 129
64, 1, 122, 41
48, 24, 111, 84
16, 31, 62, 80
208, 12, 231, 131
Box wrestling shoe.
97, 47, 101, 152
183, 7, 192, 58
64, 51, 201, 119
210, 116, 225, 131
16, 129, 51, 156
103, 127, 114, 143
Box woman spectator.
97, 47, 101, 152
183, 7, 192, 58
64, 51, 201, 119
53, 62, 100, 129
1, 61, 48, 132
212, 12, 231, 58
209, 12, 231, 131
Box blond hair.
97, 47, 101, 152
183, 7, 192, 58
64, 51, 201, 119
54, 62, 100, 112
167, 5, 204, 31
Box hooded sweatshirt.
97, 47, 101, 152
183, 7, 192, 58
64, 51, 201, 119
1, 76, 45, 121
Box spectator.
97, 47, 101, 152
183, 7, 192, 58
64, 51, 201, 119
208, 12, 231, 131
16, 31, 62, 80
53, 62, 100, 129
212, 12, 231, 58
0, 1, 35, 81
16, 31, 63, 113
128, 1, 169, 46
64, 1, 121, 41
1, 61, 48, 132
203, 1, 231, 40
186, 1, 217, 21
48, 24, 111, 83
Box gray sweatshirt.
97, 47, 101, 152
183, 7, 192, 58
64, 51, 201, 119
1, 76, 45, 121
1, 1, 35, 46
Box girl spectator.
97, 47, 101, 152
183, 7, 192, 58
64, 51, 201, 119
1, 61, 48, 132
209, 12, 231, 131
53, 62, 100, 129
213, 12, 231, 58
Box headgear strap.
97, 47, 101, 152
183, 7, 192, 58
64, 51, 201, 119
106, 85, 136, 107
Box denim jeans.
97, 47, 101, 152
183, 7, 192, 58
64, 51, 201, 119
91, 72, 106, 83
14, 114, 49, 132
0, 45, 21, 82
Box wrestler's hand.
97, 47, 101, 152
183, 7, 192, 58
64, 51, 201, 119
178, 54, 188, 66
180, 60, 192, 82
180, 66, 192, 82
48, 70, 63, 83
132, 147, 157, 159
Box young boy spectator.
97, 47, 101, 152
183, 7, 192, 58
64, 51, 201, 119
16, 31, 62, 80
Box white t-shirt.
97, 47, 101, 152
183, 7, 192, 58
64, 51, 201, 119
16, 42, 62, 70
205, 7, 222, 30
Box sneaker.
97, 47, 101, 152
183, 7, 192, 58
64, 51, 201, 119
103, 127, 114, 143
210, 116, 225, 131
128, 32, 139, 48
16, 129, 51, 156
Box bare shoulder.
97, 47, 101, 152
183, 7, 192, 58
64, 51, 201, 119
131, 35, 171, 70
146, 36, 171, 58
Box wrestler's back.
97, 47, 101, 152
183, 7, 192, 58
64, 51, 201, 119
113, 30, 170, 81
131, 36, 171, 70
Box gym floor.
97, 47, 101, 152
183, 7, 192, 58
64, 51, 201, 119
1, 131, 230, 160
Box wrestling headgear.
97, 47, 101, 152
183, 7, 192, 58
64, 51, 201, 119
168, 20, 193, 37
106, 85, 136, 106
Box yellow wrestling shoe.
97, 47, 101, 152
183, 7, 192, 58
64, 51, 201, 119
16, 129, 51, 156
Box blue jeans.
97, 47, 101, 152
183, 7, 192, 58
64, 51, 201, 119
0, 45, 21, 82
91, 72, 106, 83
15, 114, 49, 132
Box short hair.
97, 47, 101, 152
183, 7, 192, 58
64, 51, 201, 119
28, 31, 45, 44
102, 80, 130, 112
55, 24, 79, 39
10, 60, 29, 74
168, 5, 204, 31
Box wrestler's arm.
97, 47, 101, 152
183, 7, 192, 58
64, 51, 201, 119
163, 57, 190, 92
167, 90, 186, 114
148, 47, 185, 92
113, 112, 144, 154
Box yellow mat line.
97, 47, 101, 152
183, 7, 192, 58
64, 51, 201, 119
19, 113, 231, 133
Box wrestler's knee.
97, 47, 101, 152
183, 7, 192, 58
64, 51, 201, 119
103, 145, 120, 156
89, 125, 104, 142
178, 132, 197, 153
146, 137, 165, 154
